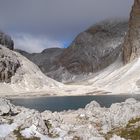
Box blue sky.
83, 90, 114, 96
0, 0, 133, 53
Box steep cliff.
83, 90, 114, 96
123, 0, 140, 64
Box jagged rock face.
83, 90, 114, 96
123, 0, 140, 64
58, 20, 128, 75
0, 32, 14, 50
0, 46, 20, 83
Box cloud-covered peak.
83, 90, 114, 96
0, 0, 133, 40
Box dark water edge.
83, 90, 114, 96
10, 94, 140, 112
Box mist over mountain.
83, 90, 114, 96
16, 19, 128, 82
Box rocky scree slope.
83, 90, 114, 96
0, 32, 62, 95
0, 98, 140, 140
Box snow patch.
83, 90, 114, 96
0, 123, 17, 138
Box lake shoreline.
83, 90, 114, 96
9, 94, 140, 112
5, 92, 137, 99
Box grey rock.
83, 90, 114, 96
0, 98, 18, 116
0, 98, 11, 115
0, 32, 14, 50
0, 46, 20, 83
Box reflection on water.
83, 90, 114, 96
10, 94, 140, 112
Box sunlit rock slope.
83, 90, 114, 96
0, 46, 62, 96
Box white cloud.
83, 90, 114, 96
12, 33, 64, 53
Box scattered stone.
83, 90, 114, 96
0, 98, 139, 139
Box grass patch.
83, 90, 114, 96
126, 117, 140, 127
120, 126, 140, 140
105, 117, 140, 140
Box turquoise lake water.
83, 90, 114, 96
10, 94, 140, 112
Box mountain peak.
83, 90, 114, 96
123, 0, 140, 64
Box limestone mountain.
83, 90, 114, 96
16, 20, 128, 82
